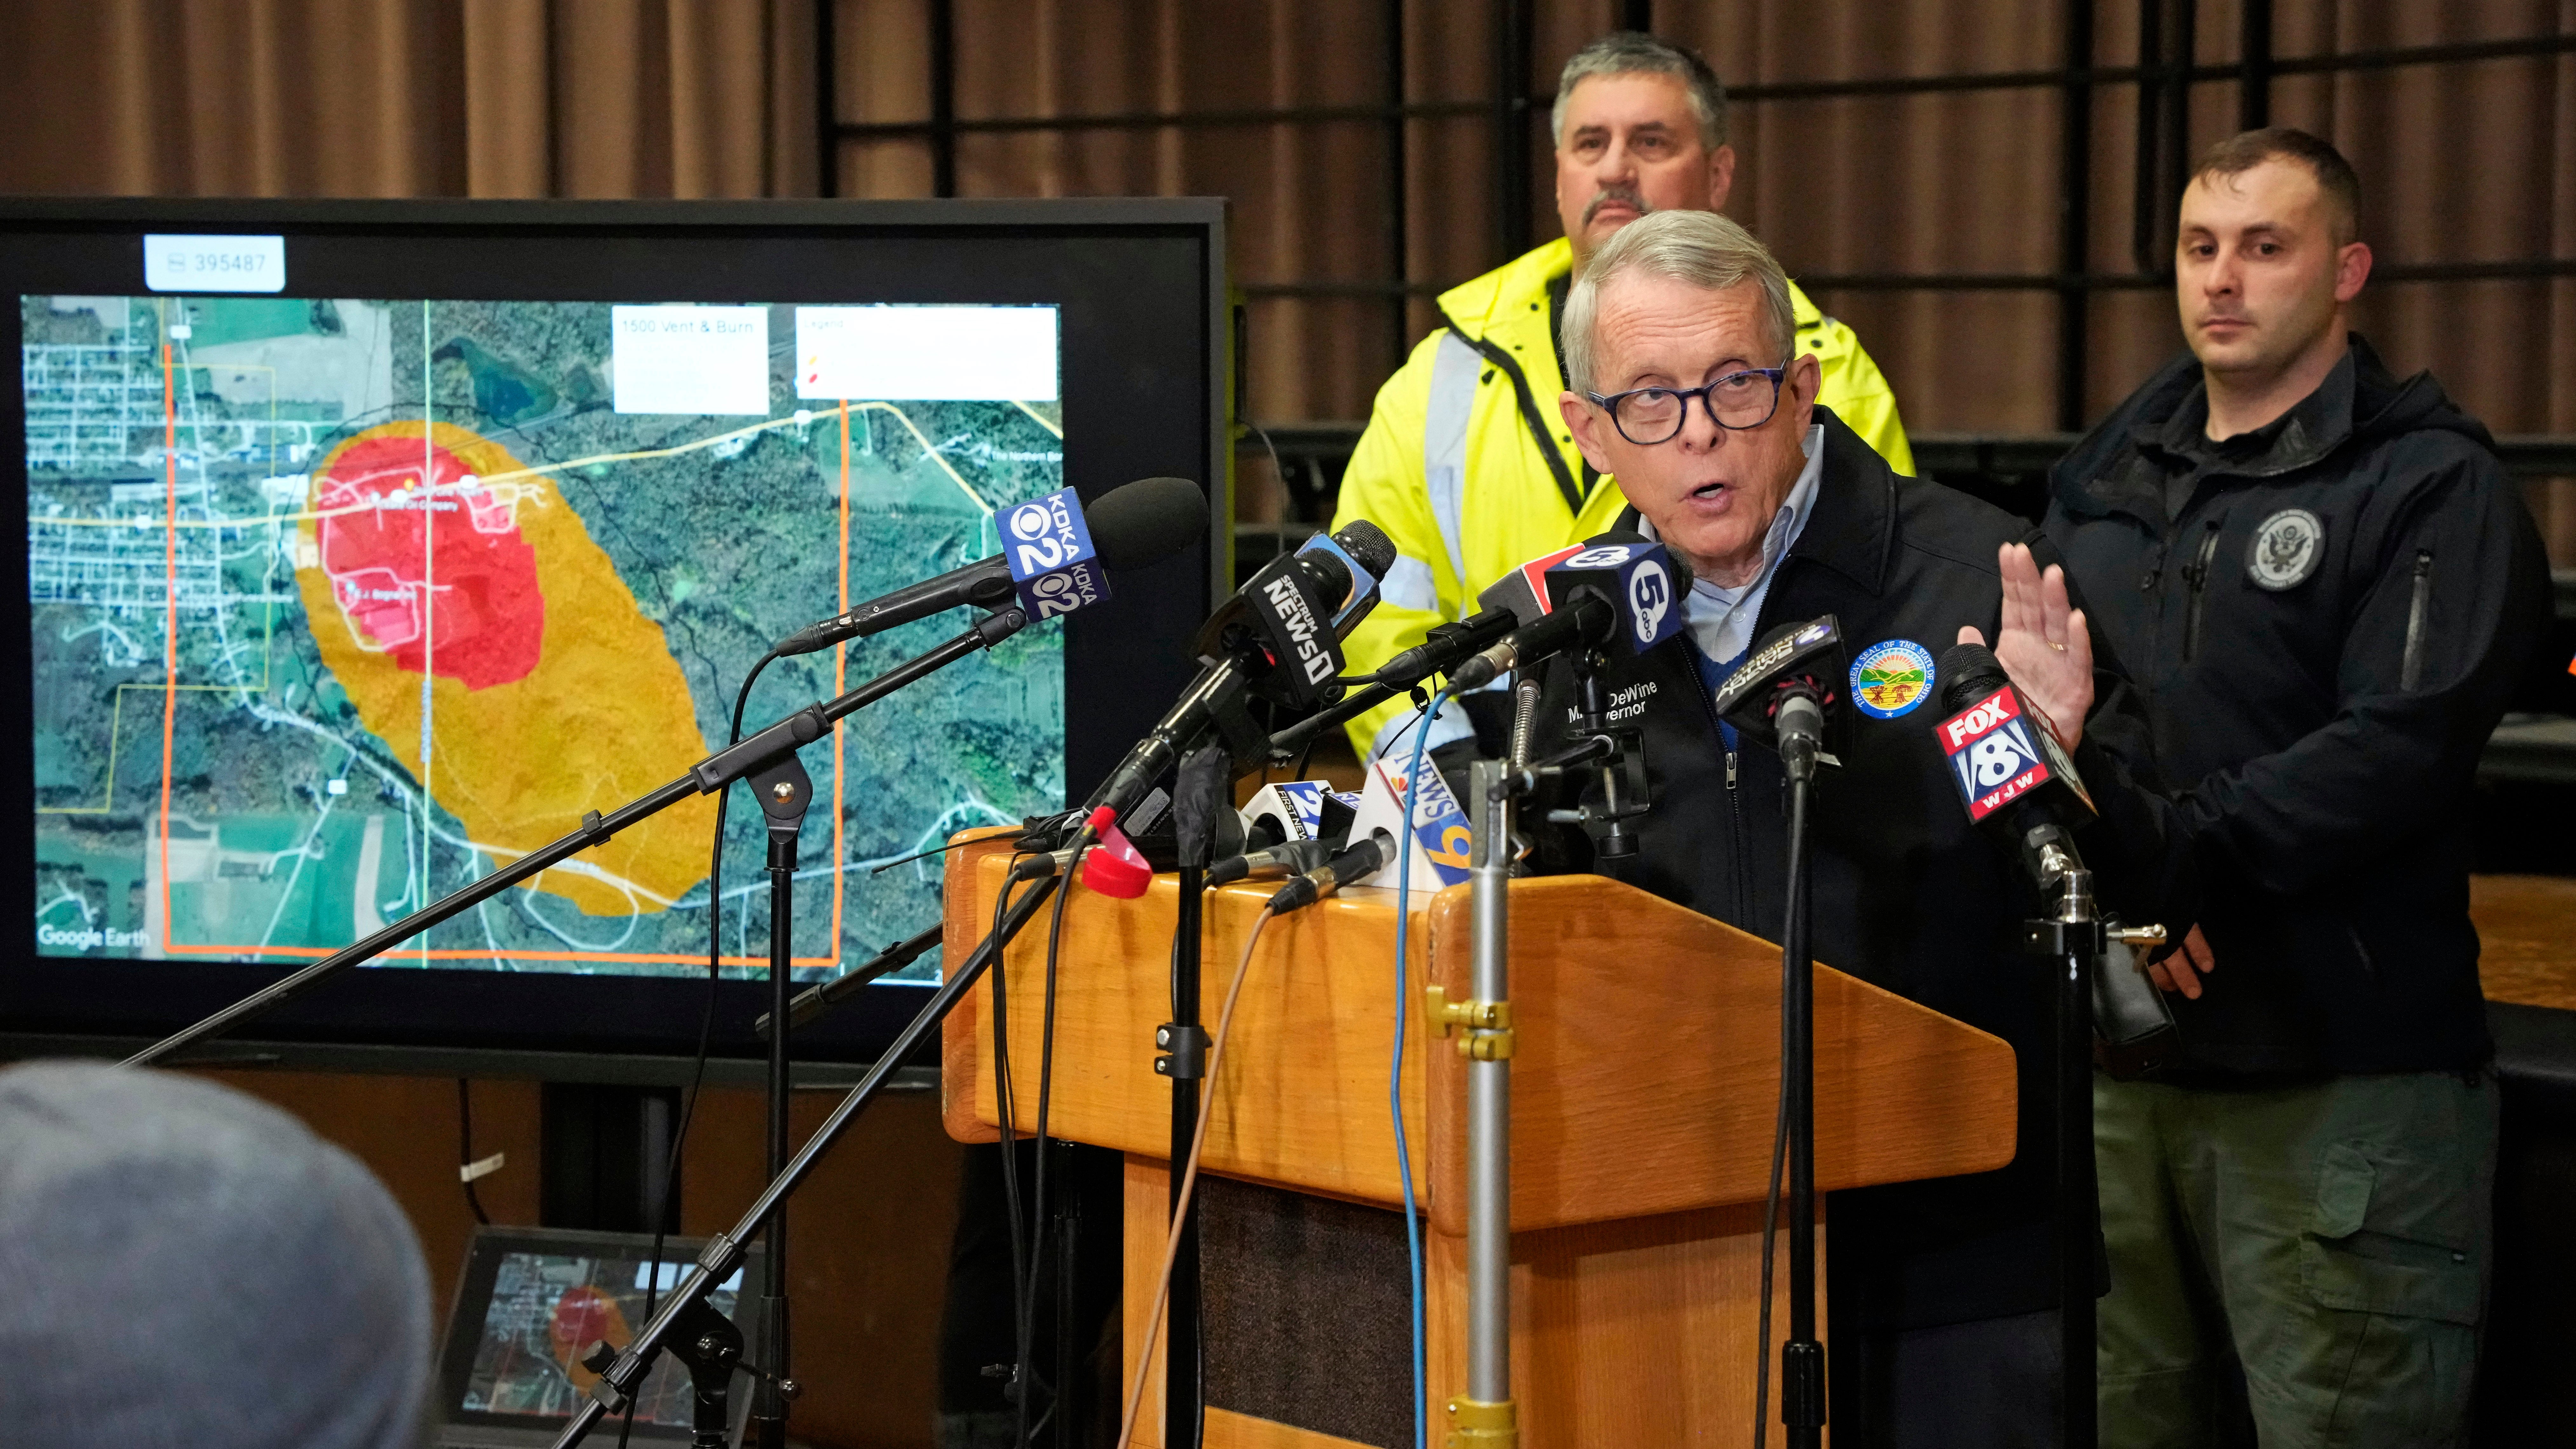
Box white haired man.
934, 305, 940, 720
1329, 30, 1913, 769
1530, 209, 2194, 1446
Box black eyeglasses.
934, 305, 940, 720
1588, 365, 1788, 446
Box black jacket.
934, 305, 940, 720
1533, 408, 2195, 1331
2045, 338, 2551, 1079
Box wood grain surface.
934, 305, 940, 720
944, 852, 1434, 1205
1130, 1150, 1832, 1449
943, 864, 2019, 1225
938, 827, 1023, 1146
1425, 1198, 1825, 1449
1416, 876, 2018, 1235
2472, 873, 2576, 1013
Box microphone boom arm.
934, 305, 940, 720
125, 606, 1034, 1068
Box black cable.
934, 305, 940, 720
1752, 802, 1809, 1449
1012, 837, 1085, 1446
1367, 692, 1436, 766
1753, 1043, 1790, 1449
622, 649, 775, 1449
990, 870, 1032, 1427
456, 1078, 491, 1227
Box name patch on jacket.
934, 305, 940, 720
1850, 639, 1936, 719
2248, 508, 2324, 590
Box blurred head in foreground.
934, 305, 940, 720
0, 1060, 432, 1449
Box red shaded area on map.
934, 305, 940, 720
314, 436, 543, 690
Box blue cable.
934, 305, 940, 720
1391, 686, 1451, 1449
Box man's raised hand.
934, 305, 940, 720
1956, 542, 2094, 750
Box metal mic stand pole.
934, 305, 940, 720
548, 851, 1084, 1449
2023, 832, 2102, 1449
124, 608, 1028, 1068
744, 753, 814, 1448
1439, 756, 1521, 1449
1776, 690, 1827, 1449
1158, 858, 1209, 1449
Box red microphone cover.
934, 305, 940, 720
1078, 804, 1154, 899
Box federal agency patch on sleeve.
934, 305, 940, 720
1850, 638, 1936, 719
2248, 507, 2324, 590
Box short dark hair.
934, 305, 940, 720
2193, 127, 2361, 244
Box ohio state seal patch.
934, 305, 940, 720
1850, 639, 1936, 719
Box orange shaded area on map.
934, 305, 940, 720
547, 1284, 632, 1389
296, 420, 716, 917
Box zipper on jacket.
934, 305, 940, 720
2179, 520, 2223, 663
1696, 668, 1754, 922
2401, 549, 2434, 691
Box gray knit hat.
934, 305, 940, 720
0, 1060, 433, 1449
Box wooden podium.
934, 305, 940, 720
939, 831, 2017, 1448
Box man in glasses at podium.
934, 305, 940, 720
1327, 30, 1914, 776
1531, 208, 2195, 1448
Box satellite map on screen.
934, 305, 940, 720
462, 1250, 747, 1426
24, 294, 1068, 980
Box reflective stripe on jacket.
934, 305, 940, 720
1329, 234, 1916, 759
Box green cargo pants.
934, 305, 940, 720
2094, 1071, 2498, 1448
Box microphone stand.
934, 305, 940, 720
1437, 668, 1646, 1449
759, 923, 945, 1037
1774, 688, 1827, 1449
545, 846, 1087, 1449
744, 750, 812, 1448
1159, 860, 1208, 1449
122, 606, 1030, 1071
1156, 741, 1265, 1449
2020, 829, 2103, 1449
1437, 755, 1521, 1449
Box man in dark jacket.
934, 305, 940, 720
2044, 129, 2550, 1447
1535, 209, 2195, 1447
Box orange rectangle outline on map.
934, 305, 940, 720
147, 341, 851, 972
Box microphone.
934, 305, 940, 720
1448, 534, 1686, 692
1204, 837, 1335, 887
1265, 829, 1396, 914
1775, 691, 1826, 778
1366, 606, 1519, 690
1086, 519, 1398, 816
757, 921, 943, 1037
774, 476, 1204, 655
1191, 522, 1398, 709
1006, 806, 1156, 898
1262, 601, 1516, 762
1934, 647, 2175, 1068
1930, 642, 2096, 839
1712, 616, 1849, 758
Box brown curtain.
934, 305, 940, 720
0, 0, 819, 200
816, 0, 2574, 541
3, 0, 2571, 523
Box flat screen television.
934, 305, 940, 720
0, 197, 1226, 1068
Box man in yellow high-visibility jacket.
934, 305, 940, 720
1331, 31, 1913, 761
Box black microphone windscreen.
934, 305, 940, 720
1936, 640, 2011, 713
1332, 518, 1399, 581
1085, 476, 1208, 572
